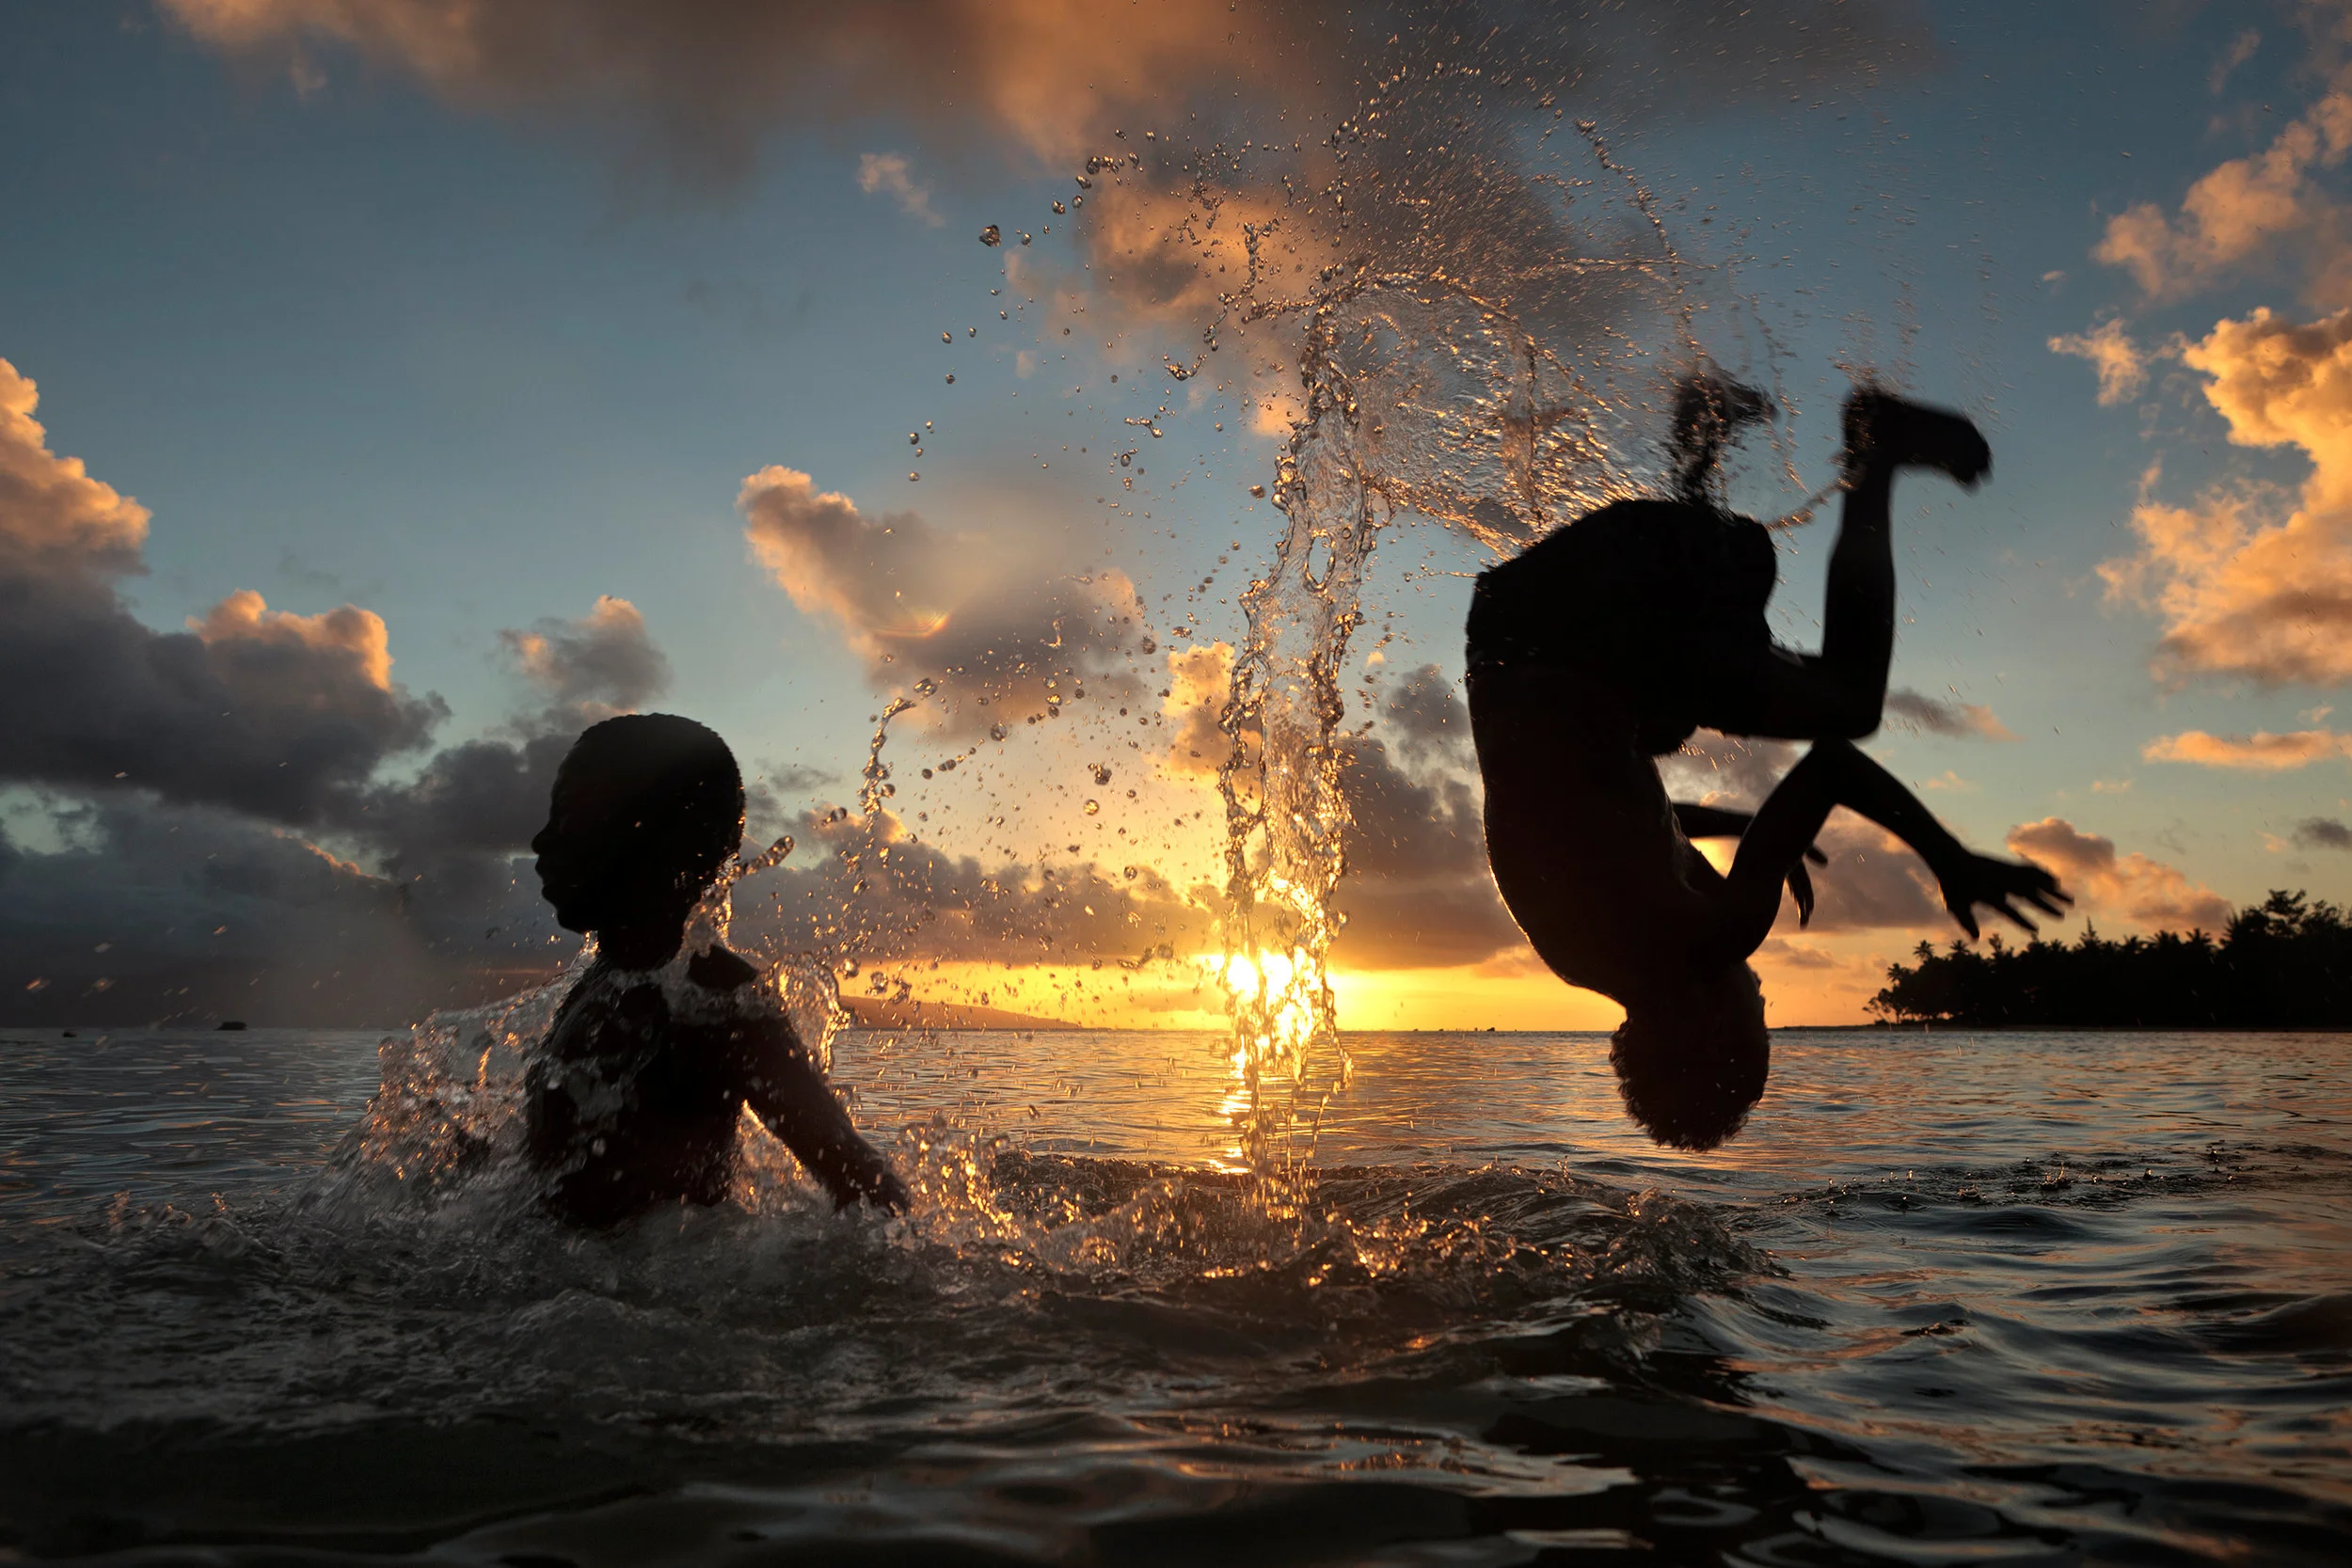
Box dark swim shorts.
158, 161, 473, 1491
1465, 498, 1779, 755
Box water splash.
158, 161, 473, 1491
1145, 103, 1715, 1201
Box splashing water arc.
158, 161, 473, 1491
1181, 109, 1772, 1184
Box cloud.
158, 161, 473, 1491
2092, 79, 2352, 305
733, 806, 1211, 969
1152, 647, 1518, 967
157, 0, 1317, 182
158, 0, 1931, 473
1658, 733, 1976, 934
1790, 818, 1950, 933
1883, 687, 2018, 740
1329, 734, 1522, 969
2143, 727, 2352, 768
856, 151, 942, 226
2211, 29, 2263, 96
0, 795, 559, 1027
160, 2, 1926, 182
2293, 815, 2352, 849
2006, 816, 2233, 932
0, 357, 442, 824
1161, 640, 1234, 777
739, 466, 1149, 730
498, 594, 670, 722
2048, 318, 2152, 405
2099, 308, 2352, 685
1380, 664, 1473, 767
348, 595, 674, 868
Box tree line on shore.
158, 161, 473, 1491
1868, 890, 2352, 1028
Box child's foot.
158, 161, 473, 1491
1841, 389, 1991, 488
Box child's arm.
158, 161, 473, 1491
1673, 802, 1828, 925
741, 1023, 909, 1212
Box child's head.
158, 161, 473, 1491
1610, 963, 1769, 1150
532, 714, 744, 939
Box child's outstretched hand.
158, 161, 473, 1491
1938, 852, 2071, 939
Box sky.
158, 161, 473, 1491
3, 0, 2351, 1030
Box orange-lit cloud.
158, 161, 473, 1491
0, 361, 148, 566
2143, 726, 2352, 768
2100, 307, 2352, 684
159, 0, 1311, 179
2093, 78, 2352, 305
191, 588, 394, 690
2005, 816, 2233, 932
2047, 318, 2153, 405
498, 594, 669, 722
1161, 641, 1232, 778
739, 465, 1149, 729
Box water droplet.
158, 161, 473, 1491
1089, 764, 1112, 785
908, 432, 919, 444
978, 225, 1001, 246
1052, 200, 1066, 214
909, 471, 920, 482
1249, 484, 1265, 498
1084, 800, 1100, 816
942, 331, 953, 343
1122, 865, 1138, 880
945, 374, 955, 384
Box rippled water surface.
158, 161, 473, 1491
3, 1023, 2348, 1565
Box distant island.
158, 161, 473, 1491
1869, 890, 2352, 1029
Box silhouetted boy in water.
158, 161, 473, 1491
526, 714, 907, 1227
1468, 382, 2068, 1149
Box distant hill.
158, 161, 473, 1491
836, 996, 1083, 1032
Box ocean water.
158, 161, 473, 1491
2, 1021, 2347, 1565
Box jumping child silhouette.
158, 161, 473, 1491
1467, 382, 2069, 1149
525, 714, 908, 1226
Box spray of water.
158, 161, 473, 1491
1118, 83, 1846, 1197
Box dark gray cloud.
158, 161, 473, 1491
348, 594, 675, 864
497, 594, 671, 722
1660, 732, 1952, 933
2292, 815, 2352, 850
1883, 688, 2018, 741
0, 359, 443, 825
731, 807, 1212, 968
1331, 733, 1524, 969
1380, 664, 1472, 768
0, 797, 561, 1028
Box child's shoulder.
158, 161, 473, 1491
684, 944, 760, 993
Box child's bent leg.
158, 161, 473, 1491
1702, 395, 1989, 742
